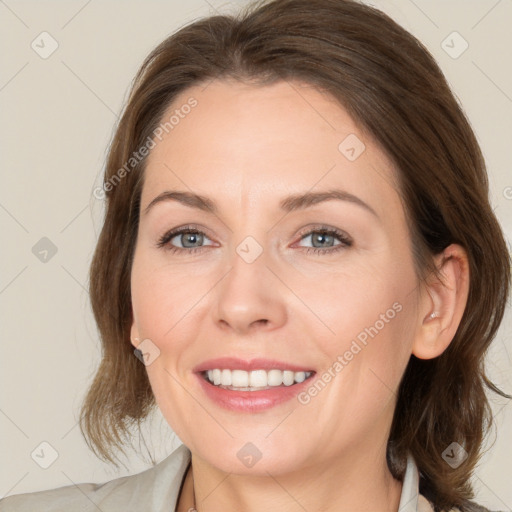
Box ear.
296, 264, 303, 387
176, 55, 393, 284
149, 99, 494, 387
412, 243, 470, 360
130, 313, 141, 349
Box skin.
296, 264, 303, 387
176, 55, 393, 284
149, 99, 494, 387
130, 79, 470, 512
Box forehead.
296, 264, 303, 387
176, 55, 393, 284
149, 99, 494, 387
141, 79, 400, 218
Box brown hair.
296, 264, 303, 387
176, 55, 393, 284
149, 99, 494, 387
80, 0, 511, 510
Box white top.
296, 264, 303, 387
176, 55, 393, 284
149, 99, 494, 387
0, 444, 451, 511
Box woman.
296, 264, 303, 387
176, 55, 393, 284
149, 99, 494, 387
1, 0, 509, 511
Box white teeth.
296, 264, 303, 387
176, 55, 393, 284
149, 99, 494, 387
221, 369, 232, 386
249, 370, 267, 387
294, 371, 306, 383
282, 370, 295, 386
267, 369, 282, 386
204, 368, 313, 388
231, 369, 249, 387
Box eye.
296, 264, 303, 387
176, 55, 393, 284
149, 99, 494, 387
295, 226, 352, 255
156, 224, 352, 256
156, 225, 215, 254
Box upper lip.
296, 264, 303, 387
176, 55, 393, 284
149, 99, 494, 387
193, 357, 315, 373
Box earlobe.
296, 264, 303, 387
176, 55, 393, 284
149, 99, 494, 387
412, 244, 470, 360
130, 315, 140, 349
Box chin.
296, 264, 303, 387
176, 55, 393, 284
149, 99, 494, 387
189, 436, 310, 477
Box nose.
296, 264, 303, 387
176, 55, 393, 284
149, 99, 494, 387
213, 243, 287, 336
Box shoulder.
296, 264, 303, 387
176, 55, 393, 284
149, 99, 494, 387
457, 502, 507, 512
0, 444, 191, 512
419, 494, 504, 512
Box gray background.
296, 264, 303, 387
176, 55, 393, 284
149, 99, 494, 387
1, 0, 511, 509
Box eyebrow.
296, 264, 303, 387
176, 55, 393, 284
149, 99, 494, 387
143, 189, 379, 218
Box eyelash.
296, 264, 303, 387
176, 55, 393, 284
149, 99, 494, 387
156, 224, 353, 256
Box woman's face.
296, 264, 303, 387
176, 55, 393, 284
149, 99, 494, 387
130, 79, 424, 475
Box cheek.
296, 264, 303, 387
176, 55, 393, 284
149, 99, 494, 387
130, 251, 199, 435
306, 253, 416, 397
292, 254, 403, 337
130, 249, 206, 342
305, 303, 415, 436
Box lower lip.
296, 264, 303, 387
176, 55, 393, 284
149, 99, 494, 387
195, 373, 314, 412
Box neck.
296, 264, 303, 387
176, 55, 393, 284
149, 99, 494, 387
177, 442, 403, 512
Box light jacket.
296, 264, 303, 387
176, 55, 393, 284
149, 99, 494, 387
0, 444, 495, 511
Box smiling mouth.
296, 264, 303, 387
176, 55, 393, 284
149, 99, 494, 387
202, 368, 315, 391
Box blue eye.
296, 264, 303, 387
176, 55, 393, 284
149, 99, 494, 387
156, 225, 352, 255
296, 228, 352, 254
156, 226, 214, 254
